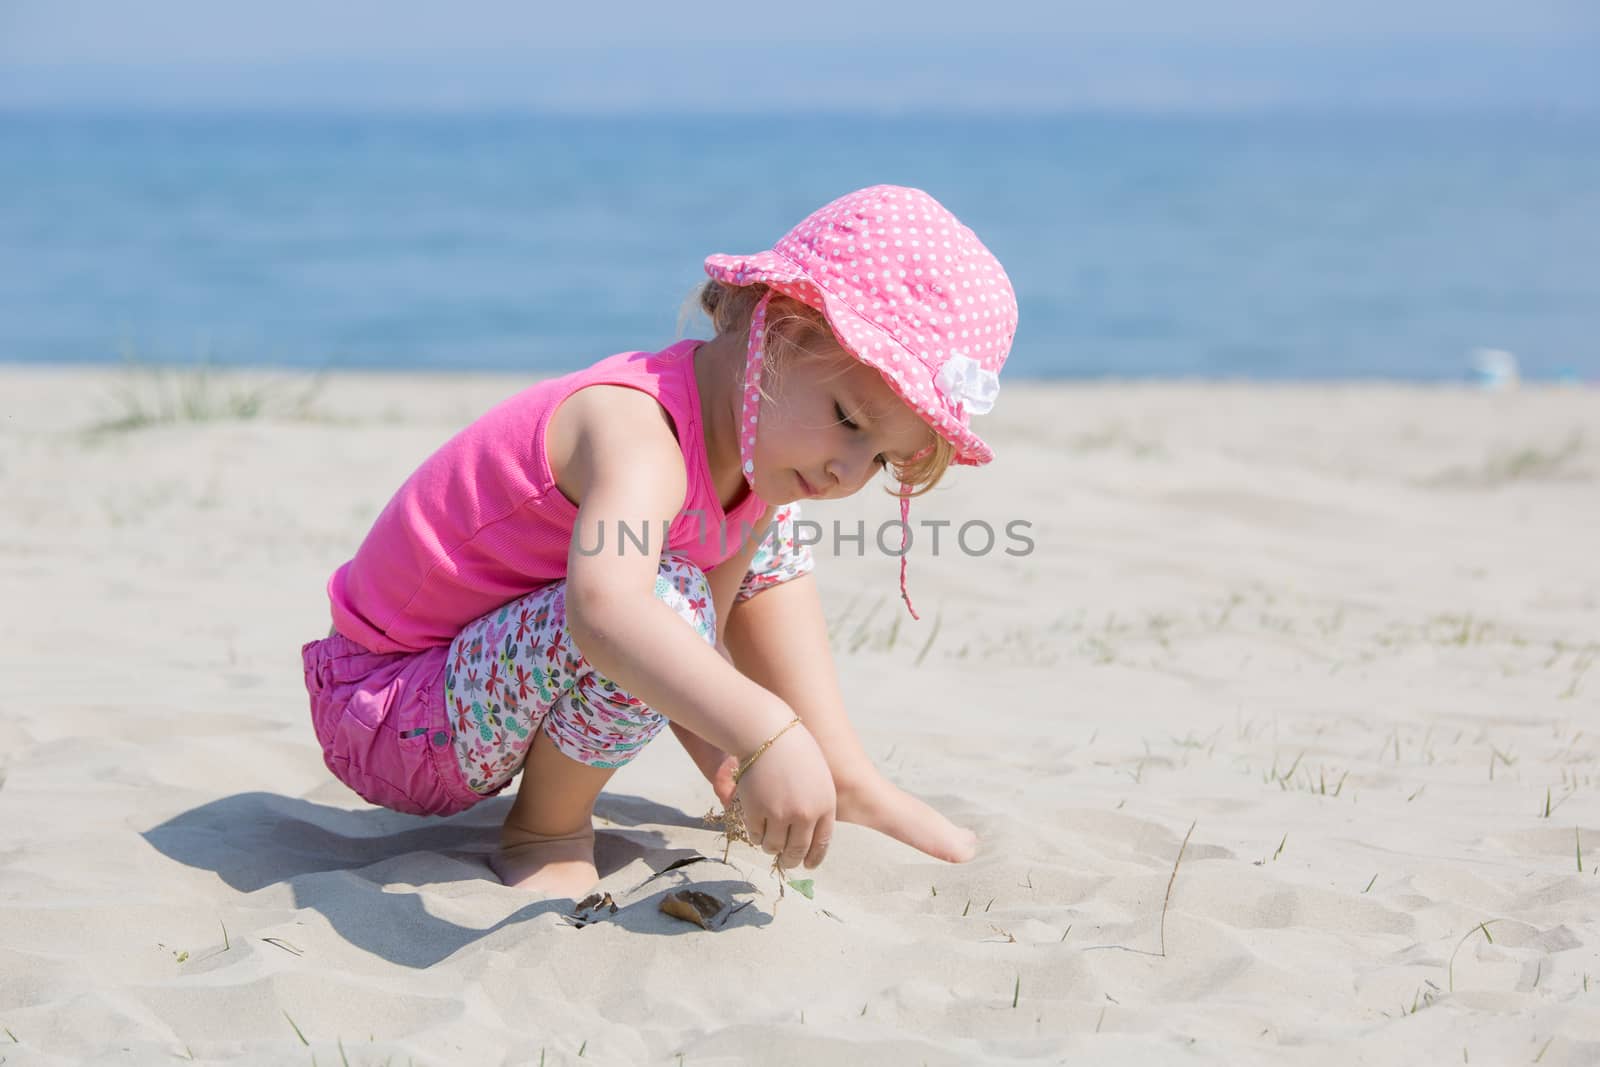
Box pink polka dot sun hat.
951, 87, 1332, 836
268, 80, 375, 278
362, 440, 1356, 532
704, 184, 1019, 618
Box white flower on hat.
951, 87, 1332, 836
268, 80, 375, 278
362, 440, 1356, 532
935, 355, 999, 417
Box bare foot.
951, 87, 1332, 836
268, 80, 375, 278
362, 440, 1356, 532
489, 822, 599, 899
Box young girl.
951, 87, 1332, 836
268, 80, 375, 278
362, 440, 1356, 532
301, 185, 1018, 900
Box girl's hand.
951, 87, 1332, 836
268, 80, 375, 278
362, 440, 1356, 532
730, 722, 837, 871
835, 769, 979, 864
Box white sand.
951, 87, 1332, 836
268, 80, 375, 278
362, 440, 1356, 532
2, 365, 1597, 1065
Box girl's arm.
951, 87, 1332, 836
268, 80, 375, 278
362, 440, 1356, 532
723, 572, 979, 864
557, 386, 836, 868
668, 504, 776, 788
558, 390, 788, 758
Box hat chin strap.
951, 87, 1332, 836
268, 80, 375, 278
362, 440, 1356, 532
898, 489, 919, 620
895, 442, 935, 620
743, 288, 924, 621
737, 291, 771, 492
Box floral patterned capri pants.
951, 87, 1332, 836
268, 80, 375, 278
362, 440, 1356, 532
443, 504, 812, 796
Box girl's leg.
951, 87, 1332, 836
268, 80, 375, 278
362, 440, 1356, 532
446, 554, 718, 897
734, 504, 816, 604
489, 717, 618, 896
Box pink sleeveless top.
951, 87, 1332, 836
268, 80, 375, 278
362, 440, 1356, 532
328, 339, 768, 654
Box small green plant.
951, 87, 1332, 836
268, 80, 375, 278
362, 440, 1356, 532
90, 350, 326, 435
1448, 921, 1497, 992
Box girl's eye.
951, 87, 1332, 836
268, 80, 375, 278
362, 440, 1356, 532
836, 401, 886, 469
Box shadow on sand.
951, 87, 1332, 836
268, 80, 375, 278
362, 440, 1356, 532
142, 790, 763, 967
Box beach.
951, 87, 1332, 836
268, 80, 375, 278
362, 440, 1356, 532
2, 365, 1597, 1065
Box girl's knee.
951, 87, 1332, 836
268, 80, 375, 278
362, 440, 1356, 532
543, 679, 668, 769
655, 554, 715, 644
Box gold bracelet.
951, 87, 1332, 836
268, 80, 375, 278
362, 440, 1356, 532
732, 716, 803, 785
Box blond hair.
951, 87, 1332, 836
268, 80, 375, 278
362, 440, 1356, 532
690, 280, 954, 498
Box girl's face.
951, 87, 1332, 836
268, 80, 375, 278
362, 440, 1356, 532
751, 346, 936, 504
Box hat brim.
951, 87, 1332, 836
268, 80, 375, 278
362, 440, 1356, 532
704, 251, 994, 467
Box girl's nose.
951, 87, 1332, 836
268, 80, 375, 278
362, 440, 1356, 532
827, 450, 873, 493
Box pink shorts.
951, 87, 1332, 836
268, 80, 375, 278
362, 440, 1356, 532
301, 636, 482, 816
303, 505, 814, 817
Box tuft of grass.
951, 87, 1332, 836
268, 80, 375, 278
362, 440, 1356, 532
1448, 921, 1498, 993
1012, 974, 1020, 1008
914, 608, 942, 666
883, 614, 901, 650
284, 1011, 310, 1046
90, 353, 327, 436
1362, 873, 1378, 894
1160, 821, 1197, 957
1560, 645, 1597, 698
1272, 833, 1288, 862
1274, 751, 1305, 789
1404, 984, 1435, 1014
1420, 432, 1587, 488
846, 596, 887, 653
1578, 829, 1585, 873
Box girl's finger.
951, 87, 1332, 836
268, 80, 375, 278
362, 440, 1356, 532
803, 810, 834, 870
781, 824, 811, 870
760, 819, 789, 857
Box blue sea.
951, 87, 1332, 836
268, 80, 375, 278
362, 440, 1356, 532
2, 112, 1596, 380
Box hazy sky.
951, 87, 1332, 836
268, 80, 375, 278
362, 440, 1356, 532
3, 0, 1596, 113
